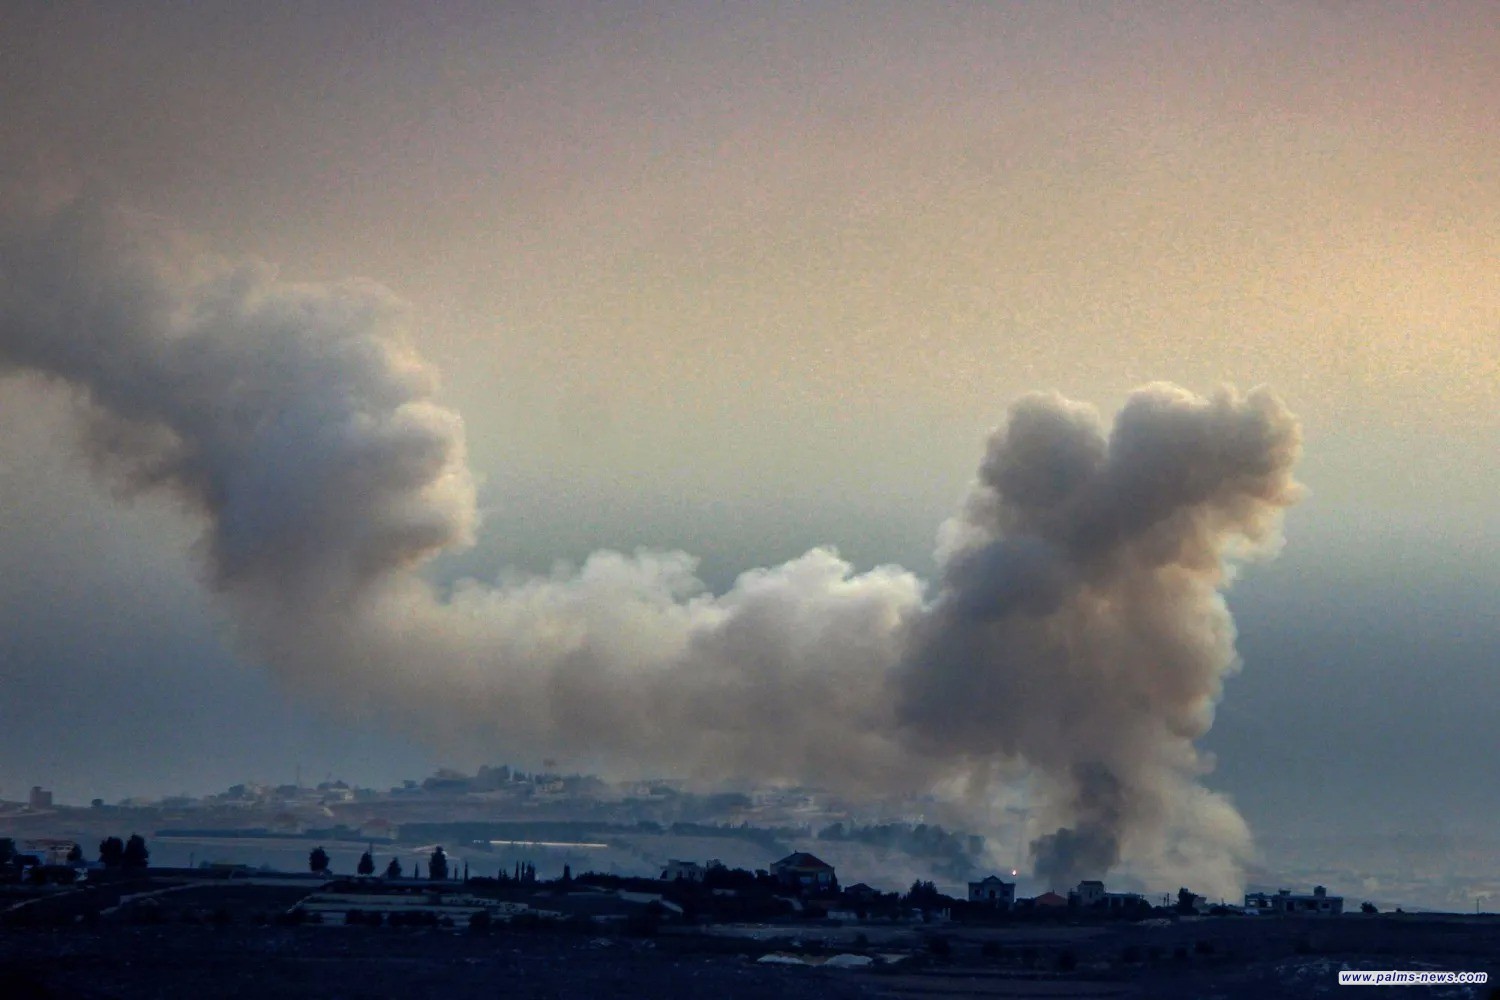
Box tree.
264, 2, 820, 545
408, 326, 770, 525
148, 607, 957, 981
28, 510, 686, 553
1176, 887, 1198, 915
1361, 901, 1378, 914
358, 851, 375, 876
428, 846, 448, 881
905, 879, 942, 906
99, 836, 125, 868
385, 857, 403, 879
123, 834, 149, 869
309, 846, 330, 874
66, 843, 84, 864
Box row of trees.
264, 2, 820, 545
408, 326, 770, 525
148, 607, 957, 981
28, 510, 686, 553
310, 846, 555, 884
310, 845, 457, 880
99, 834, 149, 869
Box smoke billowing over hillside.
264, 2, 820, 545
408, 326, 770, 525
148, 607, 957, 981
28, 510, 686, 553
0, 197, 1301, 895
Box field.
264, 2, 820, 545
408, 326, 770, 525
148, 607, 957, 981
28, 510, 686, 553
2, 879, 1498, 998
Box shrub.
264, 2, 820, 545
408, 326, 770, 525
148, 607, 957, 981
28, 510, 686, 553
622, 911, 659, 937
127, 902, 164, 925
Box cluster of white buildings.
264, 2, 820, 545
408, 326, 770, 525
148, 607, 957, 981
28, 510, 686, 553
965, 876, 1148, 912
661, 858, 719, 882
964, 876, 1348, 917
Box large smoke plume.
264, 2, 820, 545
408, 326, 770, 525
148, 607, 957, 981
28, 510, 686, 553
0, 198, 1300, 895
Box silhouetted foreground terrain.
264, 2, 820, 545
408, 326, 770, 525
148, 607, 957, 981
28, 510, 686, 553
3, 915, 1499, 999
2, 872, 1497, 998
0, 927, 871, 1000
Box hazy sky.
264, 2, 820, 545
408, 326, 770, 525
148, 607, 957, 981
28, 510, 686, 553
1, 1, 1496, 845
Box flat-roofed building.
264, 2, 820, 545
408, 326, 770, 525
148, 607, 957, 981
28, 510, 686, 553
1244, 886, 1343, 915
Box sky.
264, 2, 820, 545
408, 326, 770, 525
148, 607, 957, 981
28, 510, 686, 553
0, 0, 1496, 855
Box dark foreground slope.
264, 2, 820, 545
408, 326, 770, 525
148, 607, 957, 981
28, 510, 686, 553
2, 902, 1498, 999
0, 927, 868, 1000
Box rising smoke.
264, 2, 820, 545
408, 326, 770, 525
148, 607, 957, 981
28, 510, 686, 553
0, 197, 1301, 896
900, 377, 1301, 888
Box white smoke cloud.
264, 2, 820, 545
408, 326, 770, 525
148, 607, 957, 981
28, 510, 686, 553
0, 197, 1301, 896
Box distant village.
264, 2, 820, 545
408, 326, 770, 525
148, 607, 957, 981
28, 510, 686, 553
9, 768, 1499, 999
1, 764, 1485, 919
12, 823, 1499, 1000
3, 823, 1354, 933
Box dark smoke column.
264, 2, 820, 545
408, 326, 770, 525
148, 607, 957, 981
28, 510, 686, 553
898, 384, 1301, 893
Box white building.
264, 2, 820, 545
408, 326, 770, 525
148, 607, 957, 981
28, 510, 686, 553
1071, 879, 1145, 912
297, 890, 545, 923
1102, 890, 1146, 911
967, 875, 1016, 908
661, 859, 705, 882
1244, 886, 1344, 915
771, 852, 836, 889
1074, 879, 1105, 907
21, 839, 76, 865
